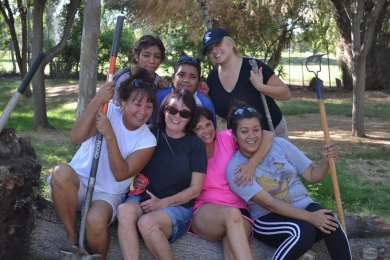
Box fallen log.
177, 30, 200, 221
28, 198, 390, 260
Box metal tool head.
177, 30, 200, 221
249, 59, 259, 74
305, 54, 325, 77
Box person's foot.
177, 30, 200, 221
59, 244, 79, 259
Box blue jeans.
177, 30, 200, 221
124, 195, 193, 243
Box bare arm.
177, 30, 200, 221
140, 172, 205, 212
302, 142, 337, 183
252, 190, 339, 234
234, 130, 274, 186
249, 68, 291, 101
70, 82, 114, 144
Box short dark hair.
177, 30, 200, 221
193, 106, 216, 130
158, 89, 196, 134
227, 103, 262, 135
133, 34, 166, 63
173, 56, 201, 79
118, 68, 157, 112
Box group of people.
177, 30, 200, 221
49, 28, 351, 260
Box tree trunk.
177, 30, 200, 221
352, 56, 366, 137
31, 0, 51, 129
77, 0, 101, 118
28, 199, 390, 259
267, 25, 292, 70
197, 0, 212, 30
30, 0, 80, 129
331, 0, 354, 89
10, 41, 16, 73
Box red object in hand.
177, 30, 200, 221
128, 174, 150, 196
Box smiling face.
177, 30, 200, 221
136, 45, 162, 74
121, 91, 154, 130
206, 37, 235, 65
164, 97, 191, 136
173, 64, 200, 95
194, 115, 216, 145
235, 117, 263, 158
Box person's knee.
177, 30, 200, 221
117, 202, 141, 224
226, 208, 243, 224
86, 210, 109, 235
51, 163, 76, 188
137, 214, 158, 236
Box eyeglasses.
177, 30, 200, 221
177, 56, 201, 65
233, 107, 258, 117
131, 79, 155, 89
166, 106, 192, 119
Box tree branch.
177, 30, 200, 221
42, 0, 82, 65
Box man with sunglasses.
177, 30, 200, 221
152, 55, 216, 124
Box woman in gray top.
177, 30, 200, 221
226, 105, 351, 260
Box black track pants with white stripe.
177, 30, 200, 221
253, 203, 351, 260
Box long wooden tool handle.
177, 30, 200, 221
316, 79, 347, 233
249, 59, 274, 132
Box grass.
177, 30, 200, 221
310, 164, 390, 220
277, 98, 390, 120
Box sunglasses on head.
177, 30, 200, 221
131, 79, 155, 89
233, 107, 258, 117
177, 56, 201, 65
166, 106, 192, 119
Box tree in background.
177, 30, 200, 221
31, 0, 81, 129
0, 0, 31, 96
331, 0, 387, 137
77, 0, 101, 117
106, 0, 307, 70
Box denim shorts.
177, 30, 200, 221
125, 195, 193, 243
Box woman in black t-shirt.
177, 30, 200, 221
202, 28, 291, 137
117, 89, 207, 259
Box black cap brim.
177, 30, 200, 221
202, 37, 224, 55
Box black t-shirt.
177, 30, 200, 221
142, 127, 207, 208
206, 57, 283, 130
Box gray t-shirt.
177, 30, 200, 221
227, 137, 314, 219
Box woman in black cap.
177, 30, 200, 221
202, 28, 290, 138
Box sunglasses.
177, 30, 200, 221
131, 79, 155, 89
177, 56, 201, 65
233, 107, 258, 117
166, 106, 192, 119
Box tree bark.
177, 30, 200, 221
352, 56, 366, 137
31, 0, 50, 130
28, 199, 390, 259
77, 0, 101, 118
197, 0, 212, 30
350, 0, 386, 137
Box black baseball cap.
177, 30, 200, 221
202, 28, 231, 55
